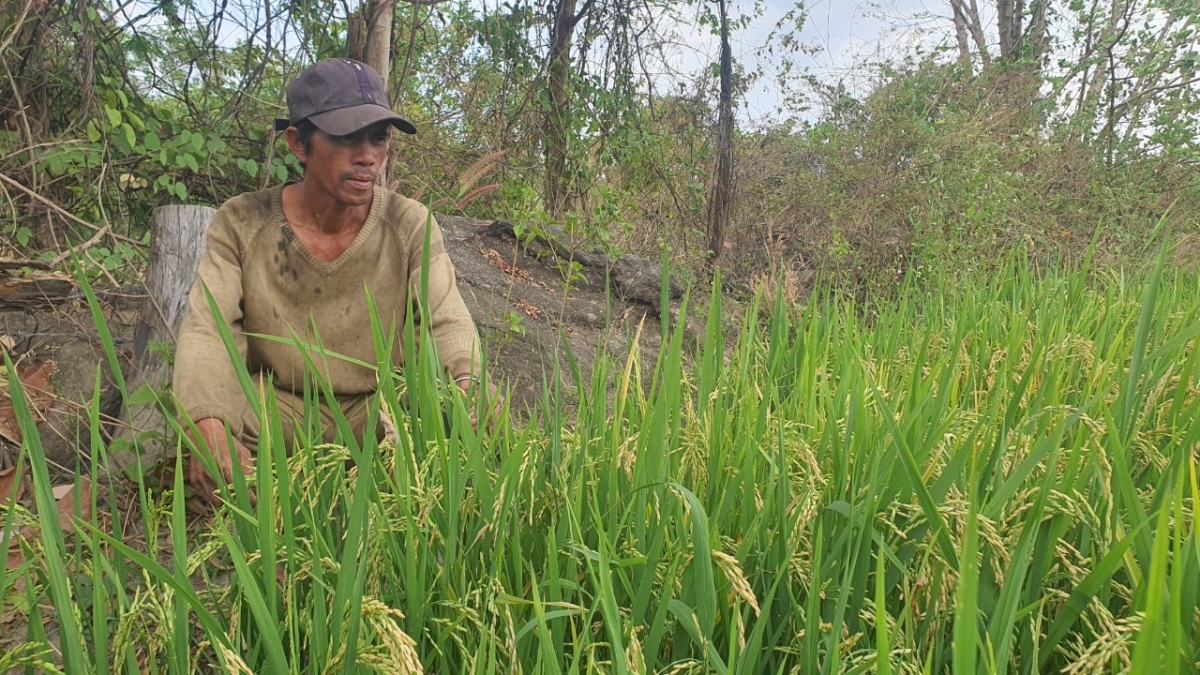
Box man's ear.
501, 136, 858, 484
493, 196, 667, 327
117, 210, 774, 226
284, 127, 307, 165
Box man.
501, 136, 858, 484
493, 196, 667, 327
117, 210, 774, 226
173, 58, 490, 504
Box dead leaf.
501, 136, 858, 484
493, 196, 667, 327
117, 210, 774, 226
0, 398, 17, 446
0, 359, 56, 445
17, 360, 55, 423
483, 248, 534, 284
0, 466, 22, 505
4, 550, 26, 600
516, 299, 542, 320
380, 409, 399, 445
53, 479, 92, 534
4, 541, 28, 596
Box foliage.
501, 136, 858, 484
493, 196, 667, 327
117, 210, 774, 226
722, 58, 1200, 297
5, 247, 1200, 672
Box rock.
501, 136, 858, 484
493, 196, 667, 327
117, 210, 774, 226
485, 219, 518, 240
609, 255, 682, 311
0, 298, 129, 476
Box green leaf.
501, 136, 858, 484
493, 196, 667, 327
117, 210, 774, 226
104, 105, 121, 127
953, 506, 980, 674
127, 383, 162, 407
125, 109, 145, 131
144, 132, 161, 151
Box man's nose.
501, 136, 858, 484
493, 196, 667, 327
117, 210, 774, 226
351, 140, 378, 165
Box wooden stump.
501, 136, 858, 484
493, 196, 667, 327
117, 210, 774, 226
112, 205, 214, 472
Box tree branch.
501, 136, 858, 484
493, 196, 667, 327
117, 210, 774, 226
0, 172, 143, 247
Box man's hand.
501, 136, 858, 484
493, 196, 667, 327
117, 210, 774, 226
186, 417, 254, 506
455, 377, 503, 431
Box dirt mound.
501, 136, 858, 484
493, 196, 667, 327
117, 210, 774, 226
439, 215, 689, 412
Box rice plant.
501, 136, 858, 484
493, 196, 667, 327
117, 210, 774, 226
2, 246, 1198, 673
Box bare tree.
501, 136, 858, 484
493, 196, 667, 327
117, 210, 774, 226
707, 0, 734, 265
544, 0, 597, 219
945, 0, 1049, 71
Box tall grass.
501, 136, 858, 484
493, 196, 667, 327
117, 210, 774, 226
2, 248, 1199, 673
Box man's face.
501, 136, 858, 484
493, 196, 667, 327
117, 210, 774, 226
287, 122, 391, 206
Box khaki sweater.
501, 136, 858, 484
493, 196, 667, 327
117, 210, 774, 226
173, 184, 481, 435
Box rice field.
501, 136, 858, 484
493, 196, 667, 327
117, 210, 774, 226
2, 249, 1198, 674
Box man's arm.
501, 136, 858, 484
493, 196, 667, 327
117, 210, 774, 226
174, 208, 250, 433
173, 207, 254, 501
186, 417, 254, 505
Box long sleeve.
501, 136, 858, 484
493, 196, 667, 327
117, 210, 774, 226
172, 207, 251, 435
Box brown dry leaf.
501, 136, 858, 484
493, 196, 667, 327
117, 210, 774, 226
380, 409, 400, 445
0, 466, 22, 505
483, 248, 534, 284
3, 552, 26, 602
4, 539, 28, 596
0, 359, 56, 445
53, 479, 92, 534
17, 360, 55, 423
0, 396, 17, 446
516, 299, 542, 320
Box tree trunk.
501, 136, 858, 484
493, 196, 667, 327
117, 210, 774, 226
946, 0, 992, 66
1028, 0, 1046, 62
365, 0, 394, 87
545, 0, 577, 220
347, 8, 368, 61
997, 0, 1015, 58
951, 0, 973, 66
364, 0, 396, 185
707, 0, 734, 266
112, 205, 214, 473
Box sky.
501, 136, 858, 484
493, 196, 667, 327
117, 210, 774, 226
118, 0, 967, 127
670, 0, 956, 125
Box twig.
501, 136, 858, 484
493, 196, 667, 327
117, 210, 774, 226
83, 248, 121, 287
0, 0, 34, 56
3, 57, 36, 178
1, 140, 82, 164
50, 223, 110, 266
0, 172, 142, 246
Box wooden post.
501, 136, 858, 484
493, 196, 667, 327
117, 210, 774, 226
112, 205, 214, 472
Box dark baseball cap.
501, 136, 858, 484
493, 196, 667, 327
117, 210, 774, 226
273, 59, 416, 136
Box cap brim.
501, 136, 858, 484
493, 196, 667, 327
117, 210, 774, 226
307, 104, 417, 136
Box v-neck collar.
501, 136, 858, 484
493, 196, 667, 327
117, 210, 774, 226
272, 184, 383, 274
